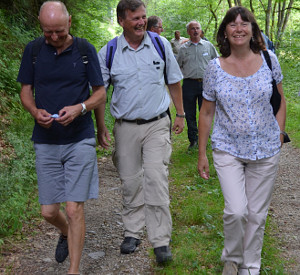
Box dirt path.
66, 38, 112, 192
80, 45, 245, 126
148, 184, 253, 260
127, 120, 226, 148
269, 143, 300, 274
0, 144, 299, 274
1, 157, 153, 275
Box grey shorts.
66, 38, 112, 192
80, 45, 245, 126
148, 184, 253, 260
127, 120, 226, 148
34, 138, 99, 205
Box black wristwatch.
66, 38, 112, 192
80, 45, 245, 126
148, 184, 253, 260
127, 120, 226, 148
280, 130, 291, 143
176, 113, 185, 118
280, 131, 288, 138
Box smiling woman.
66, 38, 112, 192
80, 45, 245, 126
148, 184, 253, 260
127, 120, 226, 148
198, 6, 287, 275
216, 6, 264, 58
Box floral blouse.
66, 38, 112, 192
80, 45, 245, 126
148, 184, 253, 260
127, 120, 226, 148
203, 50, 283, 160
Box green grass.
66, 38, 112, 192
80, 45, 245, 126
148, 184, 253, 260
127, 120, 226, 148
0, 102, 40, 244
154, 49, 299, 274
158, 127, 287, 274
0, 43, 298, 273
279, 54, 300, 147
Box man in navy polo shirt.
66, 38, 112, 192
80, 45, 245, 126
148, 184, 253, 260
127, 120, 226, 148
17, 1, 106, 274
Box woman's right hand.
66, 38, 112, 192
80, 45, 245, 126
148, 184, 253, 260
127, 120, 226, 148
198, 154, 210, 180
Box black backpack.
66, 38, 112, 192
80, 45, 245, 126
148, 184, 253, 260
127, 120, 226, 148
31, 36, 89, 65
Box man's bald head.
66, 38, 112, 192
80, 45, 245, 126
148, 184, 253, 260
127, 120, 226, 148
38, 1, 72, 51
39, 1, 69, 23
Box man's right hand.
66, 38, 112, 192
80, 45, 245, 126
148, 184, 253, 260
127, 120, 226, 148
34, 109, 54, 129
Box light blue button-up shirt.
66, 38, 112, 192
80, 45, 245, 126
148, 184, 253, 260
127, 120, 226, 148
203, 50, 283, 160
98, 32, 183, 120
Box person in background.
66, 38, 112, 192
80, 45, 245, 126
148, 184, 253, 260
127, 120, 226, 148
200, 30, 209, 41
197, 6, 286, 275
97, 0, 185, 265
17, 1, 106, 274
170, 30, 189, 57
261, 30, 276, 53
177, 20, 218, 150
147, 15, 164, 35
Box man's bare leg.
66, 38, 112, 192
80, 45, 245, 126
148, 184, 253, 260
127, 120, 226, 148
41, 203, 68, 236
66, 201, 85, 275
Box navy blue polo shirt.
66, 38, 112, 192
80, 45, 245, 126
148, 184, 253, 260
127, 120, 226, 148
17, 37, 104, 144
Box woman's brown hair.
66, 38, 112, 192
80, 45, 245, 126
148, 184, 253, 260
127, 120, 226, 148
217, 6, 265, 57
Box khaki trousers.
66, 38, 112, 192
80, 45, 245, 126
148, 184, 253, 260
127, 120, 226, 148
112, 116, 172, 248
213, 150, 280, 275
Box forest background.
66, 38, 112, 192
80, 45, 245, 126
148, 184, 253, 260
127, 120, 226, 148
0, 0, 299, 273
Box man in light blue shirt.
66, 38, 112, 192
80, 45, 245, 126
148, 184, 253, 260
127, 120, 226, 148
97, 0, 184, 264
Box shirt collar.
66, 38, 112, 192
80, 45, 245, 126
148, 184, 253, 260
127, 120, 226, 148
187, 38, 203, 46
119, 32, 150, 51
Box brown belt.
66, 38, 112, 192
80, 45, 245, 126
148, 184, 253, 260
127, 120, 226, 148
184, 78, 203, 82
116, 111, 168, 125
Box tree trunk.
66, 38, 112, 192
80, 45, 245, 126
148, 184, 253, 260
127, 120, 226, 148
265, 0, 272, 36
207, 0, 222, 41
276, 0, 294, 48
249, 0, 254, 13
270, 1, 277, 41
234, 0, 242, 6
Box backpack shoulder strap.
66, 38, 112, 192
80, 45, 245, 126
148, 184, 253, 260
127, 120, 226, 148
76, 37, 89, 65
262, 50, 272, 71
146, 31, 168, 85
147, 31, 165, 61
106, 36, 118, 70
32, 36, 45, 65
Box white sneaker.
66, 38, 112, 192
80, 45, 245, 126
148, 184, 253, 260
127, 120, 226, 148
222, 261, 238, 275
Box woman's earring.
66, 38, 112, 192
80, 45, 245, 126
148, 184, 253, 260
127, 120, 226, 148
251, 36, 255, 42
224, 34, 227, 43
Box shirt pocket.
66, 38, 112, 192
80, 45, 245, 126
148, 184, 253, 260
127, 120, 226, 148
182, 50, 194, 64
198, 50, 212, 62
141, 58, 164, 85
110, 67, 137, 89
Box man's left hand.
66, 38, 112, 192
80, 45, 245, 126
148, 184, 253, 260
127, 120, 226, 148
55, 105, 81, 126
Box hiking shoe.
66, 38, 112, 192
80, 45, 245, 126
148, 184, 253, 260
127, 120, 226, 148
222, 261, 238, 275
188, 140, 198, 150
55, 234, 69, 263
120, 237, 141, 254
154, 245, 172, 264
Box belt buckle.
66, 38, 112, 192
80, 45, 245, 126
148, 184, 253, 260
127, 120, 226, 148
136, 119, 143, 125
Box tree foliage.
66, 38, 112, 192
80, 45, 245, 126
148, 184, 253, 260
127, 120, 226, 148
0, 0, 299, 99
145, 0, 300, 50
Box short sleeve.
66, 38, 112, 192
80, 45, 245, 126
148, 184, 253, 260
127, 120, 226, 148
98, 44, 111, 90
17, 42, 34, 84
162, 36, 183, 84
203, 59, 217, 101
86, 42, 104, 87
268, 50, 283, 85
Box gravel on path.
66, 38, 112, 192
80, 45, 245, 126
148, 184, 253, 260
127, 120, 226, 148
0, 144, 299, 274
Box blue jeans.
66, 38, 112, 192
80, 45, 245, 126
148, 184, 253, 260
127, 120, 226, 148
182, 79, 203, 143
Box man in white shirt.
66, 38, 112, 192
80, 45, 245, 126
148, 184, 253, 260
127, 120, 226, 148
97, 0, 185, 264
170, 30, 189, 56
